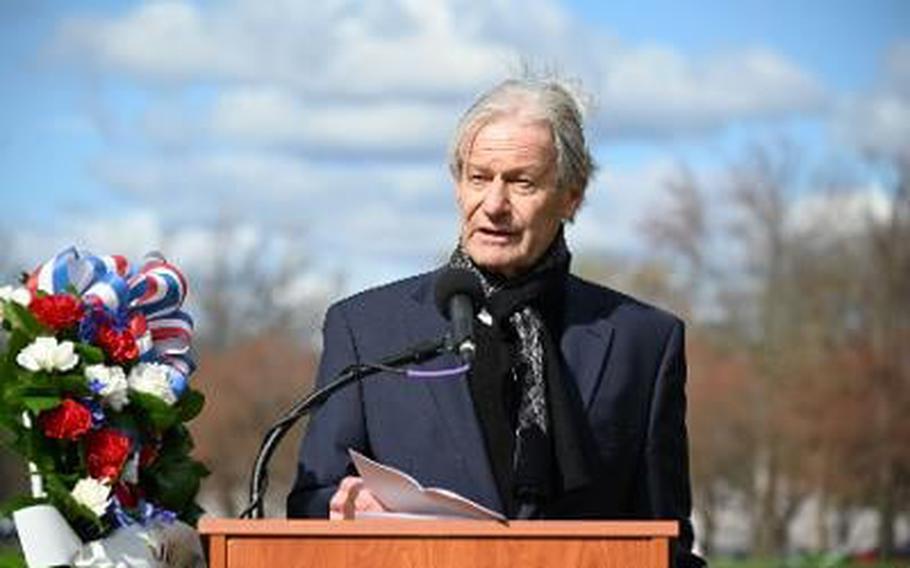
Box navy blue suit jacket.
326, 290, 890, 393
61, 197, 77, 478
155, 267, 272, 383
287, 269, 704, 566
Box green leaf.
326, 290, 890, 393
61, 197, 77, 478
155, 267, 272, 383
175, 389, 204, 422
0, 495, 46, 518
2, 302, 44, 338
146, 455, 206, 512
3, 329, 32, 369
21, 395, 61, 413
56, 373, 91, 397
73, 343, 105, 365
0, 412, 23, 433
106, 411, 139, 433
130, 391, 179, 431
159, 424, 193, 455
183, 501, 206, 526
5, 372, 60, 406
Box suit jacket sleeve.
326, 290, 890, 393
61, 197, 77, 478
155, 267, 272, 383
645, 320, 706, 568
287, 302, 367, 517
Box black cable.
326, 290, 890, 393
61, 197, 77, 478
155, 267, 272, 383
239, 336, 449, 519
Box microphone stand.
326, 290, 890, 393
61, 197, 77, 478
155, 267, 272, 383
239, 337, 450, 519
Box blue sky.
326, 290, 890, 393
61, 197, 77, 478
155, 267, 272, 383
570, 0, 905, 88
1, 0, 907, 301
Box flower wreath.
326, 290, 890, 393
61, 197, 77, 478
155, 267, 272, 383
0, 247, 207, 541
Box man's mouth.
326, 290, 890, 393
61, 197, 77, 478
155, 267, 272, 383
476, 227, 518, 242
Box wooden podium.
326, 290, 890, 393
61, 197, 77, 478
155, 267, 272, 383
199, 518, 678, 568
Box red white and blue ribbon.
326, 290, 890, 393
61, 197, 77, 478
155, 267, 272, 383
27, 247, 196, 380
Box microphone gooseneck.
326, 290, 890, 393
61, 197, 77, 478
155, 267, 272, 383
240, 337, 449, 519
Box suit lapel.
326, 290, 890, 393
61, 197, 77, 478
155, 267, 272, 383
407, 273, 503, 512
560, 278, 615, 409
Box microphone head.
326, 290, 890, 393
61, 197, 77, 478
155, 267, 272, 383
434, 268, 485, 319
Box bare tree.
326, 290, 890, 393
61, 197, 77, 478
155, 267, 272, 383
641, 165, 709, 318
686, 336, 756, 556
856, 155, 910, 556
628, 138, 909, 558
724, 142, 811, 555
175, 217, 337, 517
190, 332, 318, 516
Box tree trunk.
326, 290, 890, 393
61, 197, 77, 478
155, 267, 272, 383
752, 449, 779, 556
877, 460, 896, 558
698, 486, 718, 558
815, 491, 829, 552
834, 505, 851, 546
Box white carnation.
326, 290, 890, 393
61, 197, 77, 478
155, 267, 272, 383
128, 363, 177, 406
0, 285, 31, 306
16, 337, 79, 373
85, 364, 130, 411
71, 477, 111, 516
0, 285, 31, 323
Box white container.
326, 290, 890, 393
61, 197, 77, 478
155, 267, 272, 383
13, 504, 82, 567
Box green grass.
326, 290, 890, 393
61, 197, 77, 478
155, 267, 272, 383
713, 559, 908, 568
0, 544, 24, 568
4, 544, 908, 568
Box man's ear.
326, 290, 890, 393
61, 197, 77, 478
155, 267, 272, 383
561, 188, 584, 222
454, 176, 466, 210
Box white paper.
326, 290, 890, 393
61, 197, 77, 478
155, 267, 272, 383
14, 504, 83, 568
349, 449, 506, 522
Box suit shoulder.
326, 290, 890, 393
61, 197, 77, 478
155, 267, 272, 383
567, 274, 683, 333
328, 270, 435, 319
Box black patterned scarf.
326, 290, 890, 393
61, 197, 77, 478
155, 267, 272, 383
449, 230, 575, 517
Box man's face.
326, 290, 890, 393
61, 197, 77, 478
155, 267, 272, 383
455, 117, 581, 278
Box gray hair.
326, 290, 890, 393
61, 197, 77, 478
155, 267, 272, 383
448, 78, 596, 207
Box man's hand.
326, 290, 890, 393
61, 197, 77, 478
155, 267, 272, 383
328, 476, 387, 520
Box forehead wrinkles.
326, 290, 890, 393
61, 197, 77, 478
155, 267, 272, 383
462, 118, 556, 172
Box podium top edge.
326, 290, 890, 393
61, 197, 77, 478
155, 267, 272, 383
198, 518, 679, 538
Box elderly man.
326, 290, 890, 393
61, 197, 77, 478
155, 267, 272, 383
287, 78, 705, 567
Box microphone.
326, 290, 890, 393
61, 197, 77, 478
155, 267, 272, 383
434, 268, 485, 364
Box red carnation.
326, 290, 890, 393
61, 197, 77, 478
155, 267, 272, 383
39, 399, 93, 440
85, 428, 132, 480
113, 482, 143, 509
96, 325, 139, 365
30, 294, 84, 331
139, 443, 159, 468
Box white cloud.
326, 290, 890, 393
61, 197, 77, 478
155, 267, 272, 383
52, 1, 256, 85
12, 209, 165, 268
571, 158, 684, 253
51, 0, 510, 97
209, 87, 458, 155
324, 199, 456, 258
788, 186, 893, 239
593, 47, 827, 137
833, 41, 910, 162
51, 0, 826, 144
35, 0, 835, 295
837, 93, 910, 161
44, 0, 831, 251
93, 152, 448, 211
885, 40, 910, 96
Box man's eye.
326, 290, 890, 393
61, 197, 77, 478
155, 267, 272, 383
513, 179, 535, 192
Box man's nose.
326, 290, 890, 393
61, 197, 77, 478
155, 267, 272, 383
482, 179, 510, 217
